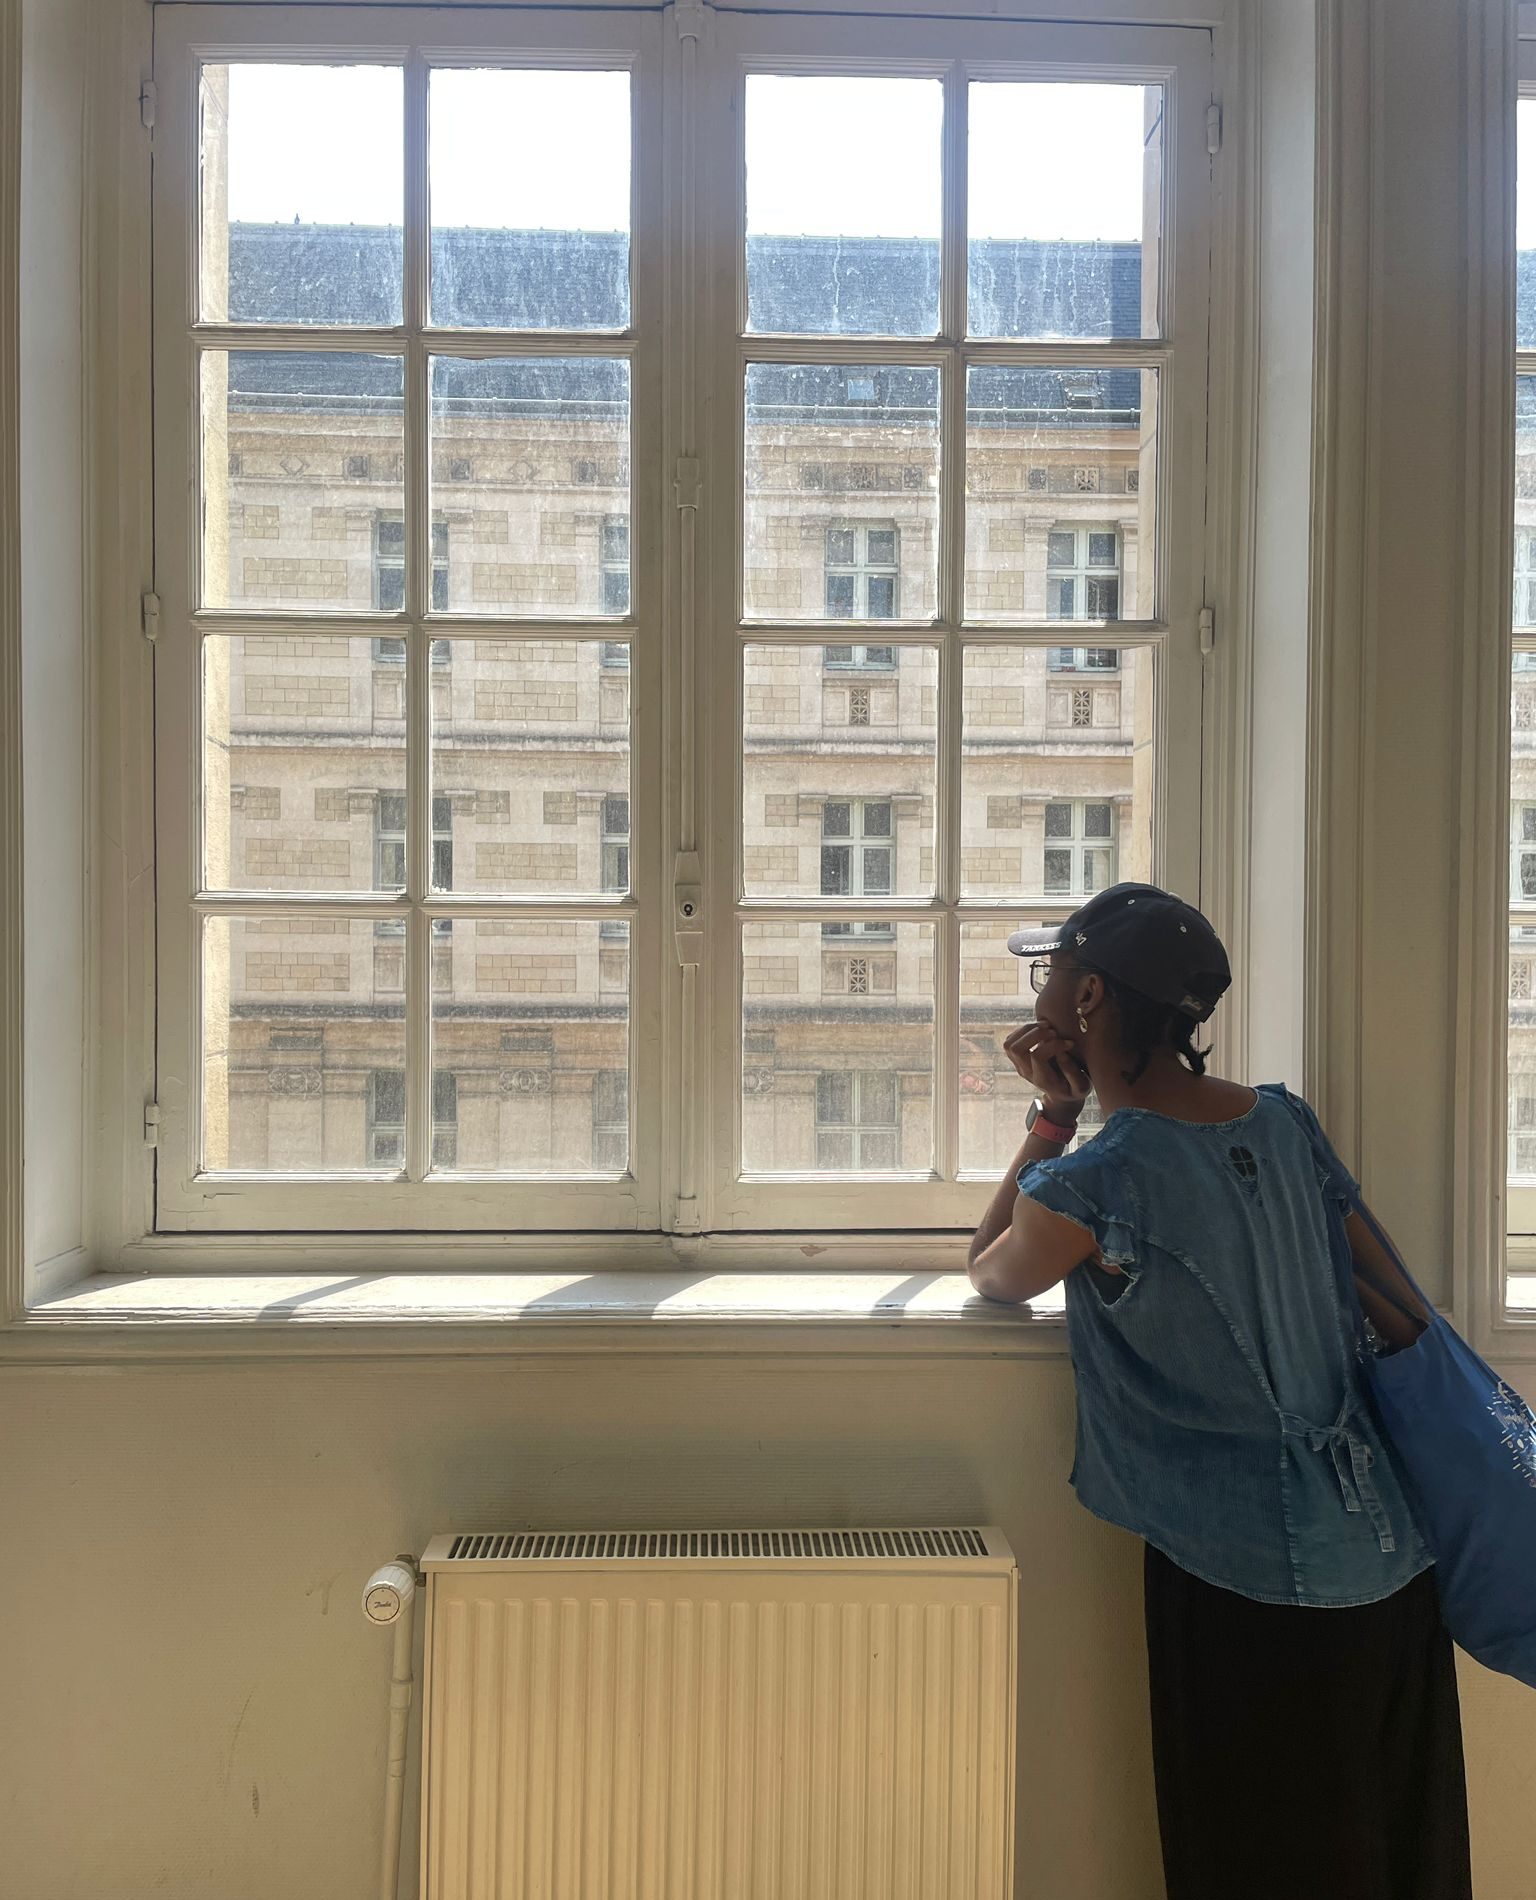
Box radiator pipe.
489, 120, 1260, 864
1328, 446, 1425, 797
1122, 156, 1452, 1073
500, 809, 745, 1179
363, 1557, 420, 1900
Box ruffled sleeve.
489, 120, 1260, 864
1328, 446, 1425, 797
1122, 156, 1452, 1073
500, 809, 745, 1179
1016, 1148, 1140, 1274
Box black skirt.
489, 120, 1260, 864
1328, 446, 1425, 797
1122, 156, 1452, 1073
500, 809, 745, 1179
1143, 1544, 1472, 1900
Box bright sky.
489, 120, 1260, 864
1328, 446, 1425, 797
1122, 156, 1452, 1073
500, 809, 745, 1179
1521, 99, 1536, 247
221, 63, 1150, 243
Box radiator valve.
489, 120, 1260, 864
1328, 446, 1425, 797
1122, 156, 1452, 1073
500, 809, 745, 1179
362, 1558, 417, 1626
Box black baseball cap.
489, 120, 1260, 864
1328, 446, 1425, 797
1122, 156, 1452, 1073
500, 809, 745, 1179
1006, 883, 1232, 1023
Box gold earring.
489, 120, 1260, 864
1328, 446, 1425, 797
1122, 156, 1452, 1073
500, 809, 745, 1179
1077, 1012, 1090, 1035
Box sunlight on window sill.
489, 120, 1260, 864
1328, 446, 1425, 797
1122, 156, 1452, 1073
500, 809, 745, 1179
16, 1269, 1066, 1348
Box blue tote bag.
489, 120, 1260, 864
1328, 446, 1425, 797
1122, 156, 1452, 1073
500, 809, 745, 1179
1283, 1091, 1536, 1689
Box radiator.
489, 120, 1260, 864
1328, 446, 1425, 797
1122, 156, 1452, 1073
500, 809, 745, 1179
418, 1526, 1018, 1899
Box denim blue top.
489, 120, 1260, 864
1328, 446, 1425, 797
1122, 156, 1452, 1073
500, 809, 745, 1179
1018, 1084, 1431, 1606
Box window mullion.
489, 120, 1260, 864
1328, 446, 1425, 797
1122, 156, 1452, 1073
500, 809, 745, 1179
403, 51, 431, 1185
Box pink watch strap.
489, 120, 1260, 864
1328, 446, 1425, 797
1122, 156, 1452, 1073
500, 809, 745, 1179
1033, 1111, 1078, 1146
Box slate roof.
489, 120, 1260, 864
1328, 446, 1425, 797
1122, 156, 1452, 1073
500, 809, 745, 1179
225, 224, 1146, 429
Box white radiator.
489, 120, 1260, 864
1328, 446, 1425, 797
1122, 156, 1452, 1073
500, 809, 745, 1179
418, 1526, 1018, 1899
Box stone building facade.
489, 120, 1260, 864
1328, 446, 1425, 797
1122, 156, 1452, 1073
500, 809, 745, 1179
205, 227, 1151, 1186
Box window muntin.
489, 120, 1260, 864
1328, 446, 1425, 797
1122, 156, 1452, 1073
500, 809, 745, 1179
1042, 799, 1117, 899
1046, 523, 1122, 623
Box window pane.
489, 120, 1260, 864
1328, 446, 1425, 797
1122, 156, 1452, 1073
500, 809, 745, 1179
200, 63, 404, 327
866, 576, 896, 619
204, 635, 407, 892
430, 357, 630, 616
203, 352, 405, 612
745, 366, 939, 621
745, 76, 941, 337
743, 645, 937, 897
742, 923, 934, 1173
429, 69, 630, 330
963, 647, 1148, 898
966, 367, 1155, 622
825, 574, 857, 618
432, 921, 630, 1174
968, 82, 1161, 341
432, 643, 629, 894
202, 917, 407, 1172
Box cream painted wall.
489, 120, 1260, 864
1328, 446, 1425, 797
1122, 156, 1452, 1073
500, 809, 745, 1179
0, 1355, 1533, 1900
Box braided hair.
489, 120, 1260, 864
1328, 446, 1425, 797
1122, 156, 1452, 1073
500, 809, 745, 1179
1089, 966, 1210, 1086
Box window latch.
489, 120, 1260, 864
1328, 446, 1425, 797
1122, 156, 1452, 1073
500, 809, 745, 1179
143, 1103, 161, 1149
674, 852, 702, 966
141, 591, 161, 643
1199, 604, 1216, 656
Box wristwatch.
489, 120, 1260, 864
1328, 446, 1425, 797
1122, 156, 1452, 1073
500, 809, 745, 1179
1026, 1099, 1079, 1146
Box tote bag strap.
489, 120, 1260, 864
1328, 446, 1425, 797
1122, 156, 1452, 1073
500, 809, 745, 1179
1265, 1087, 1432, 1346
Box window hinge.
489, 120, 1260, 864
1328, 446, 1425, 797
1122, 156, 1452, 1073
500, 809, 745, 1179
139, 79, 157, 133
674, 851, 702, 965
141, 591, 161, 642
1206, 102, 1222, 157
1199, 604, 1216, 655
143, 1103, 161, 1149
674, 457, 701, 512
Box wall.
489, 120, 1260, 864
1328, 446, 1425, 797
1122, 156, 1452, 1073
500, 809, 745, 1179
0, 1354, 1533, 1900
19, 0, 86, 1286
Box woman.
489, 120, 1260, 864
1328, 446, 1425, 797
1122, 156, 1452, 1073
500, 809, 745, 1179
968, 881, 1472, 1900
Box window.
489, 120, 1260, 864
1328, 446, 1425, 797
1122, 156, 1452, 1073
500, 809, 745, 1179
1048, 646, 1120, 673
815, 1071, 900, 1170
370, 1069, 458, 1170
1516, 529, 1536, 631
374, 516, 450, 664
376, 795, 453, 934
1042, 800, 1117, 898
824, 522, 900, 620
600, 515, 630, 616
149, 8, 1206, 1236
591, 1069, 628, 1171
821, 799, 894, 940
1046, 524, 1121, 622
600, 793, 629, 938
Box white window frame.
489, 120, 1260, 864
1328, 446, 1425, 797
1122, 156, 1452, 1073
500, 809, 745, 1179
150, 6, 664, 1232
703, 11, 1211, 1229
128, 3, 1210, 1249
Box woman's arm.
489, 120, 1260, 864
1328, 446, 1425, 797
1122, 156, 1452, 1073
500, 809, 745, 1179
1345, 1205, 1432, 1353
969, 1187, 1098, 1305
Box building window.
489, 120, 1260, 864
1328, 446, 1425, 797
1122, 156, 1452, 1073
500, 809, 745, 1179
824, 523, 899, 620
815, 1071, 900, 1170
375, 794, 453, 933
1046, 524, 1121, 623
369, 1069, 458, 1170
820, 799, 894, 941
1048, 646, 1120, 674
591, 1069, 629, 1171
600, 793, 629, 938
824, 644, 897, 671
1043, 800, 1117, 898
600, 515, 630, 615
1513, 805, 1536, 904
373, 515, 451, 664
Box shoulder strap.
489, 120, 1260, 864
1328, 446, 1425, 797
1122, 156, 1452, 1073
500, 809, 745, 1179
1265, 1086, 1431, 1332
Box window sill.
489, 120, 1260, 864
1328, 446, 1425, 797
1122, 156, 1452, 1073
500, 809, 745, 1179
2, 1268, 1067, 1362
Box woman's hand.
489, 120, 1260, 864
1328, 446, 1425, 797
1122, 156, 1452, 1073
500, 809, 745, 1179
1002, 1022, 1091, 1120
